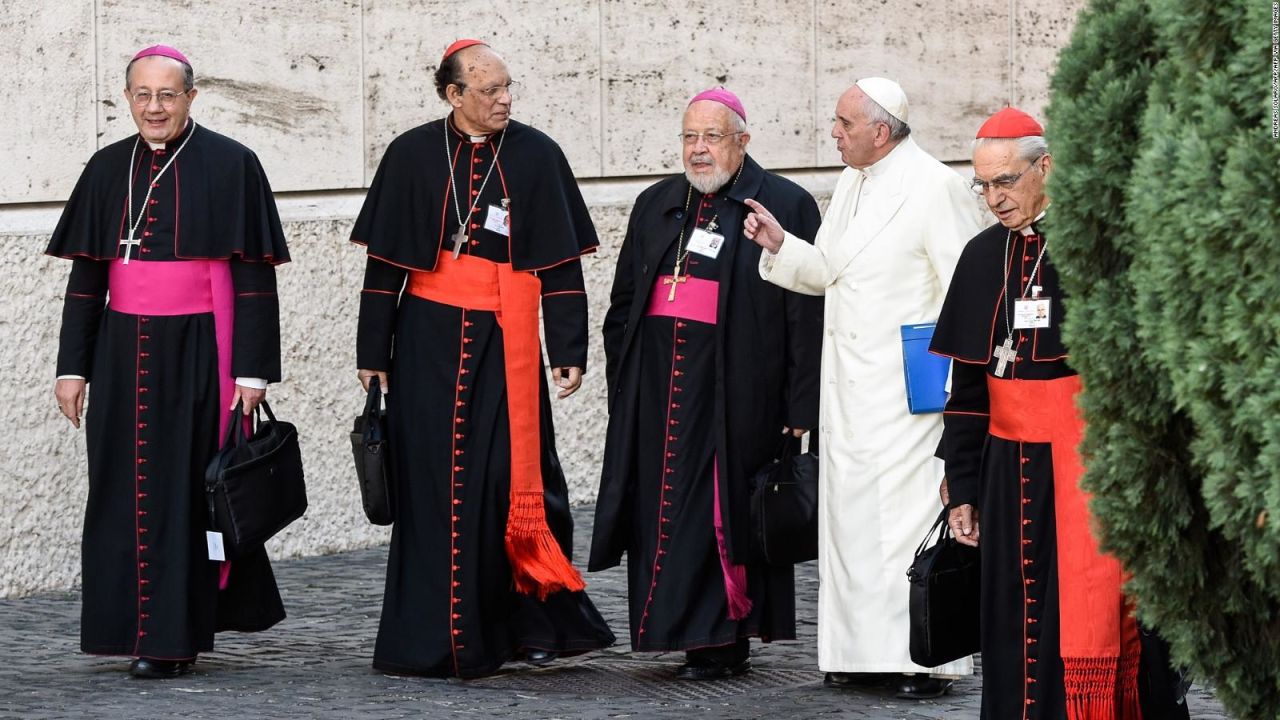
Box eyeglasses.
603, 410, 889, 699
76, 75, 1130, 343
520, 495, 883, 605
460, 82, 519, 100
970, 155, 1045, 195
679, 131, 744, 146
130, 90, 190, 108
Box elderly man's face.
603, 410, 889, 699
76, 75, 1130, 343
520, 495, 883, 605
448, 47, 512, 135
830, 86, 884, 169
124, 56, 195, 145
681, 100, 749, 195
972, 141, 1051, 231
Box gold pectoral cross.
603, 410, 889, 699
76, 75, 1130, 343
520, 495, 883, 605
664, 268, 688, 302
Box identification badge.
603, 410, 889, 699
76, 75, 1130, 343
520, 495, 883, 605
686, 227, 725, 258
484, 204, 511, 236
206, 531, 226, 562
1013, 297, 1052, 329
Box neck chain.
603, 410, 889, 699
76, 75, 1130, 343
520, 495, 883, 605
444, 117, 506, 258
664, 161, 745, 302
992, 228, 1049, 377
121, 121, 197, 264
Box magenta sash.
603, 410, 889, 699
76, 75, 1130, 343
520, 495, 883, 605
644, 276, 719, 325
108, 260, 236, 440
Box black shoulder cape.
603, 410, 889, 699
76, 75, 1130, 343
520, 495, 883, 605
45, 122, 289, 264
350, 118, 596, 271
931, 221, 1068, 363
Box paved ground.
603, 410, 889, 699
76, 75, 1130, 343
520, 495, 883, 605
0, 507, 1229, 719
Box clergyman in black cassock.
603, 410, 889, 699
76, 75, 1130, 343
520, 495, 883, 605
591, 89, 822, 680
352, 40, 614, 678
931, 107, 1190, 719
49, 46, 289, 679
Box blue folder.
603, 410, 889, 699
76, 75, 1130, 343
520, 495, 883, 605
900, 323, 949, 414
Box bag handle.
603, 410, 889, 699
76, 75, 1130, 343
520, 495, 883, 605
913, 507, 952, 559
362, 375, 385, 420
772, 433, 801, 463
220, 399, 250, 450
257, 399, 279, 425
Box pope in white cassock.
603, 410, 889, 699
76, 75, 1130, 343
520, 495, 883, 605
743, 78, 984, 699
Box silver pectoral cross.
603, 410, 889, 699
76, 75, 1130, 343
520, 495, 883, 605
119, 234, 142, 264
450, 228, 467, 259
992, 336, 1018, 377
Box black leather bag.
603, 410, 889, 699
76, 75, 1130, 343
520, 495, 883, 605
350, 376, 395, 525
907, 508, 981, 667
749, 440, 819, 565
204, 400, 307, 558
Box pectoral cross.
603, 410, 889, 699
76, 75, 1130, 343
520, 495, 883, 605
993, 336, 1018, 377
664, 268, 688, 301
119, 233, 142, 264
450, 228, 467, 259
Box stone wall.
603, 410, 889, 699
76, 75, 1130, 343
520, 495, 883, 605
0, 0, 1085, 597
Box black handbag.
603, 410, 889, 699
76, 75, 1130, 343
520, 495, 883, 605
907, 507, 981, 667
350, 376, 395, 525
204, 400, 308, 558
749, 439, 819, 565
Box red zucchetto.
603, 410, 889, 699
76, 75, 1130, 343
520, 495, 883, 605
441, 39, 487, 64
976, 107, 1044, 138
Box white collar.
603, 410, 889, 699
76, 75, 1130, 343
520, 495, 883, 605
145, 119, 192, 151
1019, 208, 1049, 236
859, 136, 914, 181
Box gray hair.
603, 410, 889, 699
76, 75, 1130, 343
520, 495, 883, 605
726, 110, 747, 134
862, 95, 910, 140
126, 56, 195, 92
972, 135, 1048, 162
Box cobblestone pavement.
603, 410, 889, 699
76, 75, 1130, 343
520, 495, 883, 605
0, 507, 1229, 719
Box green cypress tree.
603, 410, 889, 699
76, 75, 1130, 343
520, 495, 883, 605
1048, 0, 1280, 716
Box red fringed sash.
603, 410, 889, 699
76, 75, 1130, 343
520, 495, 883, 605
408, 251, 585, 599
987, 375, 1141, 720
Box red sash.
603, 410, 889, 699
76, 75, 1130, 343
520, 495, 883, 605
407, 252, 584, 599
988, 375, 1141, 720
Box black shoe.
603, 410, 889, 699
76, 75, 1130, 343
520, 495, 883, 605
895, 675, 953, 699
522, 649, 559, 667
129, 657, 192, 679
675, 657, 751, 681
824, 672, 895, 688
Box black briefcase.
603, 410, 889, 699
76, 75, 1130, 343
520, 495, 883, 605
204, 400, 307, 558
350, 376, 395, 525
907, 508, 980, 667
749, 439, 819, 565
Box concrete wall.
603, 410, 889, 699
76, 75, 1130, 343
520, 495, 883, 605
0, 0, 1085, 598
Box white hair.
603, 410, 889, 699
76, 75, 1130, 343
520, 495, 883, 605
972, 135, 1049, 162
862, 95, 910, 140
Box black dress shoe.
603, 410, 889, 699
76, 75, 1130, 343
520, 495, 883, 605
522, 649, 559, 667
129, 657, 193, 679
823, 672, 894, 688
675, 657, 751, 681
895, 675, 954, 699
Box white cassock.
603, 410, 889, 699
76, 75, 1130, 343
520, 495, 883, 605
760, 137, 984, 673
